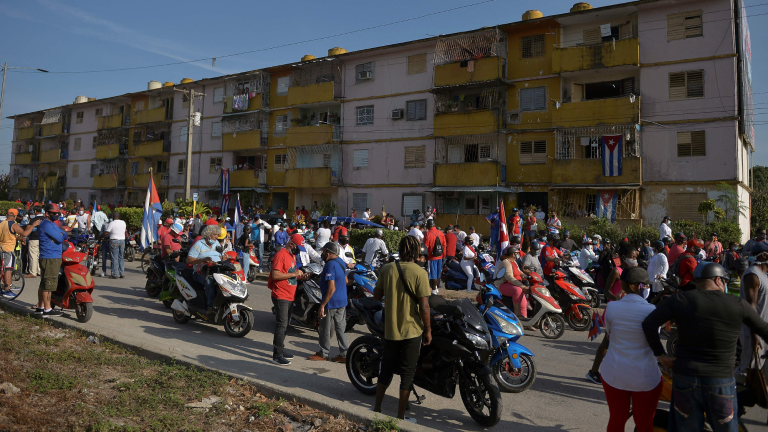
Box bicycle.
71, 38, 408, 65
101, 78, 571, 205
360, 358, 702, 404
0, 245, 25, 301
140, 248, 157, 274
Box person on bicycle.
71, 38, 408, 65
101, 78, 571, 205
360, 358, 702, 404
0, 209, 40, 297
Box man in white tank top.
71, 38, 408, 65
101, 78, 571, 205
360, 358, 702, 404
738, 242, 768, 374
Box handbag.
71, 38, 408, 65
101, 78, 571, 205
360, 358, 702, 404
746, 346, 768, 409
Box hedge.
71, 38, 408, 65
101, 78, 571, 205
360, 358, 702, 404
114, 208, 145, 231
350, 228, 407, 253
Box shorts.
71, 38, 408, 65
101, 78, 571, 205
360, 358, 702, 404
427, 259, 442, 280
525, 230, 536, 238
380, 336, 422, 391
1, 251, 15, 270
39, 258, 61, 292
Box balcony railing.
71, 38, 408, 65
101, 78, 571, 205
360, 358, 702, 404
553, 37, 639, 73
93, 174, 125, 189
16, 127, 34, 140
230, 169, 267, 188
97, 113, 123, 130
15, 153, 33, 165
553, 96, 640, 129
287, 81, 337, 106
555, 124, 639, 160
433, 56, 505, 87
127, 172, 164, 189
222, 131, 263, 151
133, 107, 167, 125
40, 149, 64, 163
40, 122, 63, 137
434, 162, 504, 187
286, 124, 340, 147
95, 144, 127, 160
129, 140, 167, 157
434, 110, 499, 137
284, 167, 337, 188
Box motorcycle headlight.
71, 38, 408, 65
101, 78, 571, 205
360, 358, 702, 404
497, 336, 508, 346
464, 331, 489, 350
490, 312, 522, 336
213, 274, 247, 298
569, 294, 581, 301
536, 287, 551, 297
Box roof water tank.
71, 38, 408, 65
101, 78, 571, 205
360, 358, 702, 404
74, 96, 88, 104
163, 81, 175, 87
148, 81, 162, 90
571, 2, 593, 12
328, 47, 348, 56
522, 10, 543, 20
301, 54, 316, 62
180, 78, 194, 84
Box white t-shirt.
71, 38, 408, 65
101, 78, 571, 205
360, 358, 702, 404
316, 228, 332, 249
547, 217, 561, 234
104, 220, 127, 240
75, 213, 90, 230
659, 223, 672, 240
408, 228, 424, 241
362, 237, 388, 264
456, 230, 467, 244
362, 211, 370, 220
341, 244, 355, 265
470, 233, 480, 247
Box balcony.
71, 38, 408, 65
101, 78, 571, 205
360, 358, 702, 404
551, 157, 641, 185
15, 177, 31, 189
37, 176, 63, 190
133, 107, 166, 125
286, 124, 339, 147
95, 144, 125, 160
553, 37, 639, 74
41, 122, 63, 137
127, 172, 163, 189
224, 95, 262, 114
287, 81, 335, 106
15, 153, 33, 165
97, 113, 123, 130
93, 174, 121, 189
223, 131, 262, 151
129, 140, 166, 157
17, 127, 34, 140
230, 169, 266, 188
434, 162, 503, 187
40, 149, 63, 163
554, 96, 640, 128
434, 110, 498, 137
434, 57, 504, 87
284, 167, 336, 188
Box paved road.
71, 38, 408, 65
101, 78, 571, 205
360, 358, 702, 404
9, 262, 768, 431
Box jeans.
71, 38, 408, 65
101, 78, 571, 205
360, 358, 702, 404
319, 307, 348, 358
255, 242, 264, 272
669, 374, 738, 432
101, 240, 110, 274
240, 249, 250, 281
380, 336, 422, 391
272, 297, 293, 358
110, 240, 124, 277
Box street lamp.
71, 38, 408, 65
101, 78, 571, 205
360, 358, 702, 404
0, 63, 49, 139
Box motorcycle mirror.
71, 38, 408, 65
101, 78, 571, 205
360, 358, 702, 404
483, 297, 494, 314
172, 239, 180, 244
346, 252, 353, 258
216, 246, 223, 254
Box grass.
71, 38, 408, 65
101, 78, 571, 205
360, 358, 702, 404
371, 414, 401, 431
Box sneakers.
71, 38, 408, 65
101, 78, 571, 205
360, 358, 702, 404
2, 289, 16, 298
42, 309, 62, 317
431, 289, 439, 296
586, 370, 601, 384
119, 275, 125, 279
331, 355, 346, 364
272, 356, 291, 366
33, 308, 44, 314
99, 273, 106, 278
308, 352, 328, 361
282, 352, 295, 360
110, 275, 118, 279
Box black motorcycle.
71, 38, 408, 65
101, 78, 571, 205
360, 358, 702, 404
345, 296, 502, 427
288, 262, 325, 330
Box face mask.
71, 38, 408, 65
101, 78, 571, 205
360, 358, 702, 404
109, 218, 113, 222
625, 258, 638, 267
206, 238, 216, 246
321, 252, 329, 262
47, 213, 57, 221
639, 283, 650, 299
417, 259, 427, 269
290, 246, 300, 255
78, 211, 84, 215
732, 246, 737, 251
339, 239, 349, 246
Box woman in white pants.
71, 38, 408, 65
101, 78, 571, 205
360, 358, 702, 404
460, 236, 476, 292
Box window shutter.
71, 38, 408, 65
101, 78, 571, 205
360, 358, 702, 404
533, 140, 547, 164
211, 122, 222, 137
584, 28, 602, 45
179, 126, 188, 142
690, 131, 706, 156
520, 141, 533, 164
72, 164, 79, 177
686, 70, 704, 98
407, 54, 427, 75
213, 87, 224, 102
684, 14, 703, 38
353, 193, 370, 211
404, 145, 426, 168
402, 195, 423, 217
448, 144, 462, 164
674, 193, 706, 221
676, 132, 692, 157
406, 101, 416, 120
621, 78, 634, 95
416, 100, 426, 120
533, 87, 546, 110
668, 11, 702, 41
619, 22, 633, 39
521, 89, 533, 111
667, 13, 686, 41
353, 149, 369, 167
669, 72, 687, 100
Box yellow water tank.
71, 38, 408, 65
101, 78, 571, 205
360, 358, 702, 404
163, 81, 174, 87
180, 78, 194, 84
522, 10, 543, 20
301, 54, 316, 62
328, 47, 348, 56
570, 2, 592, 12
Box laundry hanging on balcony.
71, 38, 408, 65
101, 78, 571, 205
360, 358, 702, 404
597, 190, 618, 223
601, 135, 623, 177
232, 94, 250, 111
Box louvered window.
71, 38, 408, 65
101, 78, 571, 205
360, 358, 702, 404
583, 28, 602, 45
669, 70, 704, 100
677, 131, 706, 157
465, 144, 479, 163
668, 11, 703, 41
406, 100, 427, 121
404, 145, 426, 168
520, 87, 547, 112
353, 193, 370, 212
407, 54, 427, 75
521, 34, 545, 58
520, 140, 547, 165
353, 149, 368, 168
674, 193, 707, 221
273, 154, 288, 172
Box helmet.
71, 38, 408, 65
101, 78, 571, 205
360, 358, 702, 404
584, 238, 593, 245
504, 245, 519, 256
530, 241, 541, 251
592, 234, 602, 240
426, 219, 435, 228
510, 235, 521, 245
375, 228, 384, 237
693, 262, 727, 280
290, 222, 296, 227
547, 233, 560, 242
604, 238, 612, 245
338, 234, 349, 245
687, 239, 705, 249
171, 223, 183, 234
563, 230, 571, 237
734, 258, 750, 273
218, 227, 227, 240
652, 240, 664, 251
674, 232, 687, 241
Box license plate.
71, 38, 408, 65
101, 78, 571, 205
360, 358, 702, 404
230, 304, 240, 321
129, 240, 136, 245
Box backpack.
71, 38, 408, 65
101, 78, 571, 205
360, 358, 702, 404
665, 254, 689, 289
430, 232, 443, 257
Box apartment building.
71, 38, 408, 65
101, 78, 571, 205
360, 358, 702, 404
8, 0, 754, 240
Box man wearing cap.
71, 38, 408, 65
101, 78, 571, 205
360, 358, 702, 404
643, 262, 768, 431
308, 242, 349, 362
34, 204, 66, 315
161, 223, 183, 261
186, 225, 224, 315
738, 242, 768, 376
0, 209, 40, 297
659, 216, 672, 241
269, 234, 310, 366
274, 224, 289, 251
677, 239, 703, 291
667, 232, 687, 265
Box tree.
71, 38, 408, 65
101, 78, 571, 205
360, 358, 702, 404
715, 182, 748, 223
0, 174, 10, 201
752, 166, 768, 191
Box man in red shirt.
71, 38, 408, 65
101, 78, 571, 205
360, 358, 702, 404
541, 234, 563, 285
154, 218, 173, 251
508, 208, 522, 237
268, 233, 309, 366
444, 225, 457, 260
423, 219, 446, 295
332, 221, 348, 242
161, 223, 183, 260
678, 238, 702, 291
300, 205, 309, 219
667, 232, 687, 265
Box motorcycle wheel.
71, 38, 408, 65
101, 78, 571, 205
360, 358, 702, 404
125, 247, 135, 262
247, 267, 256, 283
12, 269, 21, 282
162, 299, 173, 309
492, 353, 536, 393
539, 314, 566, 339
459, 369, 502, 427
75, 302, 93, 323
145, 277, 162, 298
224, 309, 253, 338
566, 305, 592, 332
587, 289, 601, 309
346, 336, 382, 395
172, 309, 189, 324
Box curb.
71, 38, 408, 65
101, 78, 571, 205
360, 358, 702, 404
0, 300, 433, 432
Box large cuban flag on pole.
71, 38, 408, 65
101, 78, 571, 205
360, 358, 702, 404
140, 170, 163, 249
234, 193, 243, 226
601, 134, 623, 177
220, 168, 231, 216
596, 190, 619, 223
495, 200, 509, 270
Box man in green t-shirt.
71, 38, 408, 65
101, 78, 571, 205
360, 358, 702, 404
373, 236, 432, 422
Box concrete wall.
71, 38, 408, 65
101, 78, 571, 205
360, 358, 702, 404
336, 186, 435, 221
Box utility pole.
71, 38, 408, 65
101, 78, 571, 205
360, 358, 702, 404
184, 89, 195, 200
0, 63, 48, 141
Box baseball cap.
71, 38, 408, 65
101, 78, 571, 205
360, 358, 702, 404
165, 218, 173, 225
44, 203, 61, 213
687, 239, 705, 249
6, 209, 18, 217
290, 234, 305, 246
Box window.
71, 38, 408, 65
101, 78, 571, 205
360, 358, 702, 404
95, 108, 103, 118
479, 197, 491, 215
76, 111, 84, 124
92, 136, 97, 149
520, 87, 547, 112
583, 28, 602, 45
174, 192, 184, 201
668, 10, 703, 41
355, 62, 375, 82
669, 70, 704, 100
520, 140, 547, 165
211, 122, 222, 138
182, 92, 190, 109
521, 34, 545, 58
465, 144, 479, 163
277, 76, 290, 96
89, 164, 98, 178
156, 161, 168, 173
584, 78, 634, 100
406, 100, 427, 121
213, 87, 224, 103
407, 54, 427, 75
673, 193, 707, 221
273, 154, 288, 172
402, 194, 423, 217
356, 105, 374, 126
74, 137, 81, 151
179, 126, 188, 142
322, 153, 331, 167
586, 194, 597, 215
479, 144, 491, 160
404, 145, 426, 168
130, 162, 139, 175
353, 193, 370, 212
69, 192, 77, 201
209, 157, 222, 174
464, 197, 476, 214
177, 159, 186, 174
353, 149, 369, 168
72, 164, 79, 177
274, 115, 289, 136
134, 101, 145, 111
677, 131, 706, 157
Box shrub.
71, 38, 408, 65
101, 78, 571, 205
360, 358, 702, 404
624, 225, 661, 245
114, 207, 144, 230
350, 228, 407, 253
583, 218, 624, 246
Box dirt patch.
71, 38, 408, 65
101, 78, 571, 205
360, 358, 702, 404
0, 312, 371, 432
439, 289, 478, 301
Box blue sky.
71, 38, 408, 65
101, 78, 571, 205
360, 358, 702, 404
1, 0, 767, 173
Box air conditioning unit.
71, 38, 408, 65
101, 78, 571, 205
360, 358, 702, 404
445, 191, 459, 199
161, 174, 169, 181
357, 70, 373, 80
391, 109, 404, 120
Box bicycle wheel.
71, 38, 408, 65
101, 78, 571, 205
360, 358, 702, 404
13, 269, 21, 282
1, 275, 25, 301
140, 250, 151, 274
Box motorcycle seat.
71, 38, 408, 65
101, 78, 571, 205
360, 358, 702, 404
447, 260, 463, 272
356, 297, 383, 312
168, 262, 188, 272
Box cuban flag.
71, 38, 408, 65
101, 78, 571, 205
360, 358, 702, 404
220, 168, 230, 216
597, 190, 618, 223
588, 310, 605, 341
234, 193, 243, 226
495, 201, 509, 270
140, 172, 163, 249
601, 134, 623, 177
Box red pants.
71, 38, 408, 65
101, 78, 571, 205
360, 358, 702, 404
602, 378, 663, 432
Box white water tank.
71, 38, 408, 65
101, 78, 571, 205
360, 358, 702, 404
74, 96, 88, 104
148, 81, 162, 90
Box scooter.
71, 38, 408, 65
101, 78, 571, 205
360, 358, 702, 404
224, 250, 246, 283
563, 251, 601, 309
474, 246, 496, 282
442, 257, 483, 291
507, 269, 566, 339
344, 260, 378, 332
288, 262, 325, 331
244, 246, 260, 283
52, 241, 96, 323
169, 259, 253, 337
549, 267, 592, 332
476, 282, 536, 393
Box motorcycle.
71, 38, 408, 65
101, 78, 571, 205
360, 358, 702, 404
287, 262, 325, 331
244, 246, 260, 283
475, 283, 536, 393
563, 251, 601, 309
346, 296, 502, 427
53, 241, 96, 322
442, 257, 483, 291
344, 260, 378, 332
224, 250, 246, 283
474, 246, 496, 282
125, 231, 138, 262
145, 253, 167, 298
548, 268, 592, 332
510, 269, 567, 339
169, 259, 254, 337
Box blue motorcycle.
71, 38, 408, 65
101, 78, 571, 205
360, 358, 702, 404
477, 282, 537, 393
345, 262, 378, 332
442, 257, 483, 290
